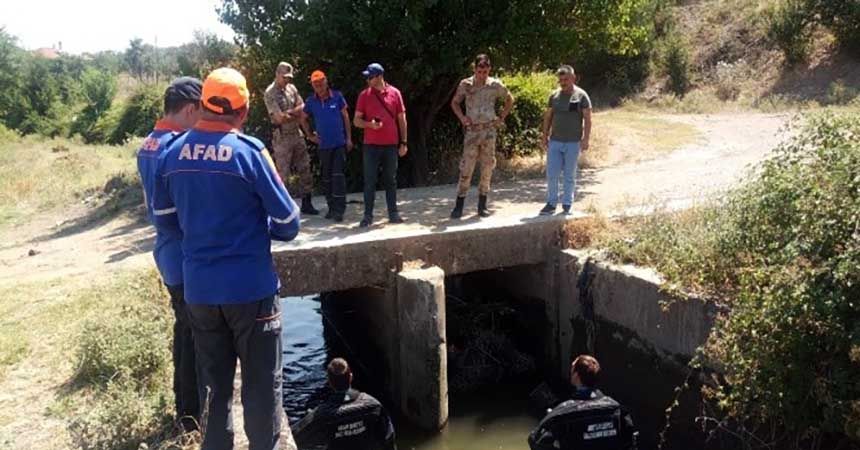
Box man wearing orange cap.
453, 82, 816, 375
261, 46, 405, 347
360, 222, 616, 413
264, 62, 319, 216
152, 67, 299, 450
299, 70, 353, 222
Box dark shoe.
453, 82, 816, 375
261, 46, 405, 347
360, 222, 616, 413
325, 209, 334, 220
477, 194, 491, 218
332, 213, 344, 223
301, 194, 320, 215
388, 212, 405, 224
450, 196, 465, 220
562, 205, 572, 215
539, 204, 556, 216
359, 216, 373, 228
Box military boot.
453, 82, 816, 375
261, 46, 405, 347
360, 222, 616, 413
450, 196, 466, 220
478, 194, 491, 218
301, 194, 320, 215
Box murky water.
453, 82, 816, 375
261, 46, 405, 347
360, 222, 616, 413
280, 294, 709, 450
280, 296, 539, 450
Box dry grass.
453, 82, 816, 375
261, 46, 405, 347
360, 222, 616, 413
495, 109, 701, 182
0, 135, 138, 230
0, 269, 187, 450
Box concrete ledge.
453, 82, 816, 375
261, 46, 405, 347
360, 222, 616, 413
273, 218, 567, 297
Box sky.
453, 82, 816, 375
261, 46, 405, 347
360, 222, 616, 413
0, 0, 235, 54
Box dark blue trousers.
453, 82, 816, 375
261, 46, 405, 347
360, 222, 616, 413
188, 295, 284, 450
362, 145, 399, 219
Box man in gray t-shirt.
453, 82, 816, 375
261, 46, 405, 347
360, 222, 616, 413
539, 65, 592, 216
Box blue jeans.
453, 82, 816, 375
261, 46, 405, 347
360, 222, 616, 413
546, 140, 581, 207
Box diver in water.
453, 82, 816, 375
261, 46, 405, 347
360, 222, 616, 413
528, 355, 638, 450
293, 358, 397, 450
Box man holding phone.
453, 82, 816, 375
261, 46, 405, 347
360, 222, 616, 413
539, 65, 592, 216
354, 63, 407, 228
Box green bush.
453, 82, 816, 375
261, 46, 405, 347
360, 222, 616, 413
662, 35, 692, 97
108, 83, 164, 145
606, 111, 860, 447
69, 270, 178, 450
497, 72, 557, 157
71, 68, 117, 143
69, 377, 173, 450
767, 0, 812, 65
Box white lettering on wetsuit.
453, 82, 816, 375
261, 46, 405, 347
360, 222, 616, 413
334, 420, 366, 438
178, 143, 233, 161
583, 421, 617, 440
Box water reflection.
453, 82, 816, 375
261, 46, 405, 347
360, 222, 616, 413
281, 296, 328, 424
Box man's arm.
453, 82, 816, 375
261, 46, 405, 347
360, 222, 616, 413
376, 407, 397, 450
263, 89, 287, 125
582, 108, 592, 151
396, 111, 408, 157
341, 105, 354, 151
151, 155, 181, 234
292, 407, 328, 449
255, 149, 300, 241
450, 83, 471, 127
541, 107, 554, 152
300, 112, 320, 145
499, 90, 515, 122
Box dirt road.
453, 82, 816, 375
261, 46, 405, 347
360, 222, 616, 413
0, 112, 790, 285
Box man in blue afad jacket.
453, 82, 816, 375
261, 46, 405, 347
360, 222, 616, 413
153, 67, 300, 450
135, 76, 203, 431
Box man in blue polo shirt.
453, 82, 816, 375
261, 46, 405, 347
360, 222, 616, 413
135, 76, 202, 431
300, 70, 353, 222
152, 67, 299, 450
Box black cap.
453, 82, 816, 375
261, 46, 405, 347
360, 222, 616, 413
164, 76, 203, 103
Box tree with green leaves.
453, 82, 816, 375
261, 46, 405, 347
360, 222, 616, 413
220, 0, 660, 186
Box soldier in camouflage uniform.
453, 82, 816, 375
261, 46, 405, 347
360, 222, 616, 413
449, 54, 515, 219
264, 62, 319, 215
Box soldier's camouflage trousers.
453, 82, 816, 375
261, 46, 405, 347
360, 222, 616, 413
272, 130, 313, 197
457, 129, 497, 197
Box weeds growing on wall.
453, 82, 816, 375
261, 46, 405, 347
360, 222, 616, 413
606, 111, 860, 448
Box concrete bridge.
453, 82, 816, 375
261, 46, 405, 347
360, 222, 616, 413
272, 180, 717, 432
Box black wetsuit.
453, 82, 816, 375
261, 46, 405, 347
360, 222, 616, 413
528, 388, 637, 450
293, 388, 397, 450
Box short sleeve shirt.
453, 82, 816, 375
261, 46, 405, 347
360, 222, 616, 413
264, 82, 302, 133
355, 85, 405, 146
454, 76, 509, 124
548, 86, 592, 143
303, 90, 348, 150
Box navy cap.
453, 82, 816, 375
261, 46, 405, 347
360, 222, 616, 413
362, 63, 385, 79
164, 76, 203, 103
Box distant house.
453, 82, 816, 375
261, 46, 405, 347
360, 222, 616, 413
33, 47, 61, 59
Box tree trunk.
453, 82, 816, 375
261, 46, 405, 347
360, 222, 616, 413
407, 78, 458, 187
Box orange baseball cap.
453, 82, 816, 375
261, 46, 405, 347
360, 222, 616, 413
202, 67, 250, 114
310, 70, 326, 82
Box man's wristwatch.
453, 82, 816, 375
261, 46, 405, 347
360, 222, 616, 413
400, 141, 407, 145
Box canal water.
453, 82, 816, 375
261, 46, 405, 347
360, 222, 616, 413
281, 294, 710, 450
280, 295, 539, 450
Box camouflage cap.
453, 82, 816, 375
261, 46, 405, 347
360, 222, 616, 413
276, 62, 295, 78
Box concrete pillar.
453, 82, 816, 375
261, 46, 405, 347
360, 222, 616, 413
395, 266, 448, 430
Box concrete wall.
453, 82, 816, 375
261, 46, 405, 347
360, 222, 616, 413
557, 250, 717, 362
